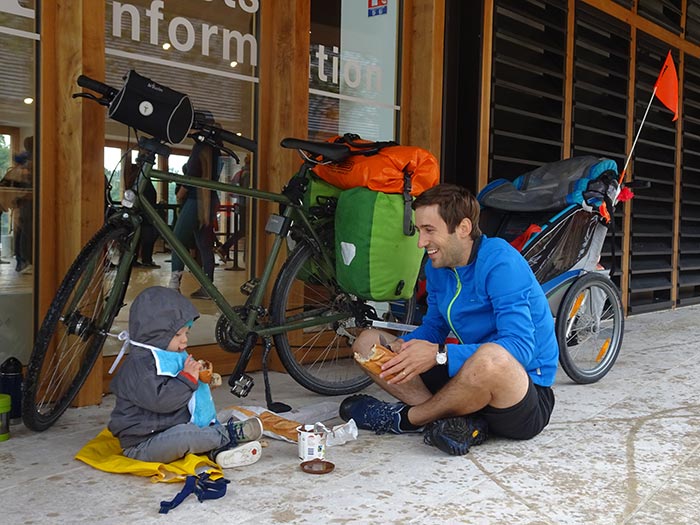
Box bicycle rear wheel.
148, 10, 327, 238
271, 241, 418, 396
23, 224, 134, 431
555, 272, 624, 384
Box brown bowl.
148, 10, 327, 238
300, 459, 335, 475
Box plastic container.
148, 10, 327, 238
0, 394, 10, 441
296, 424, 327, 461
0, 357, 22, 420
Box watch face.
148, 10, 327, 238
436, 351, 447, 365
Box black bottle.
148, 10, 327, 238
0, 357, 23, 420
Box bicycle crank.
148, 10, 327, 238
215, 306, 249, 353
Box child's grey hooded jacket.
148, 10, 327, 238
108, 286, 200, 449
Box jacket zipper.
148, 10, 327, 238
447, 269, 464, 344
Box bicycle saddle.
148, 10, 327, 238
280, 138, 351, 163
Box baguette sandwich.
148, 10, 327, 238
354, 343, 398, 379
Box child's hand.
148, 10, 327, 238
183, 355, 202, 379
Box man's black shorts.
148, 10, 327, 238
420, 366, 555, 440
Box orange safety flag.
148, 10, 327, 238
654, 50, 679, 121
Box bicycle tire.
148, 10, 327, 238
23, 223, 134, 431
555, 272, 624, 384
270, 241, 418, 396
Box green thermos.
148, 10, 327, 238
0, 394, 10, 441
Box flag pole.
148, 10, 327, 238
619, 86, 657, 184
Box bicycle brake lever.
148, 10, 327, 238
219, 144, 240, 163
72, 92, 110, 106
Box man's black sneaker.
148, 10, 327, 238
339, 394, 421, 434
423, 416, 489, 456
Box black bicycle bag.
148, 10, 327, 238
108, 70, 194, 144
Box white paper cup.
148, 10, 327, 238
297, 424, 327, 461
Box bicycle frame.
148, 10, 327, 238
121, 150, 346, 342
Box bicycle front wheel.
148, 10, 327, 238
555, 272, 624, 384
271, 242, 417, 396
23, 224, 134, 431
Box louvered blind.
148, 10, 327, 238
679, 54, 700, 306
627, 37, 678, 313
687, 0, 700, 45
489, 0, 567, 182
637, 0, 683, 35
572, 2, 630, 286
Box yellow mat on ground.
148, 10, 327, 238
75, 428, 223, 483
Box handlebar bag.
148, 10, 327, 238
108, 70, 194, 144
335, 187, 423, 301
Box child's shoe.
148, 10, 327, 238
224, 416, 264, 444
215, 440, 262, 468
210, 417, 264, 464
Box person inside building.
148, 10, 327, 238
123, 162, 160, 269
10, 136, 33, 274
169, 140, 221, 299
339, 183, 559, 456
216, 154, 250, 268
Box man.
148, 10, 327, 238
339, 184, 558, 455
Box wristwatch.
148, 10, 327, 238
436, 343, 448, 365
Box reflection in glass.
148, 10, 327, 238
0, 3, 37, 366
103, 1, 259, 347
309, 0, 400, 141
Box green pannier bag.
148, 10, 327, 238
287, 173, 342, 283
302, 172, 343, 214
335, 187, 423, 300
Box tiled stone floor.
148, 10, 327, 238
2, 305, 699, 524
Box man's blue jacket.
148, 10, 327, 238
403, 235, 559, 387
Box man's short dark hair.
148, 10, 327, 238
413, 184, 482, 239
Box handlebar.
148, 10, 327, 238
75, 73, 256, 153
200, 122, 257, 153
77, 75, 119, 100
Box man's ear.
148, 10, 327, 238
457, 218, 472, 239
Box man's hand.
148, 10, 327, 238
383, 337, 405, 353
380, 339, 439, 384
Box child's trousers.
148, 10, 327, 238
122, 423, 229, 463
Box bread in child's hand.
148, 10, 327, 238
198, 359, 214, 384
354, 343, 398, 379
209, 372, 222, 388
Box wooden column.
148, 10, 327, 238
477, 0, 494, 189
562, 0, 575, 157
400, 0, 445, 156
38, 0, 105, 405
255, 0, 310, 280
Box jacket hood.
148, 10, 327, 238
128, 286, 200, 350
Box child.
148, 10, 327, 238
108, 286, 263, 468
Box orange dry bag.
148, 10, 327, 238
311, 134, 439, 196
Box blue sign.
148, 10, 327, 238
368, 0, 388, 17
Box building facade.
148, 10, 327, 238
1, 0, 698, 401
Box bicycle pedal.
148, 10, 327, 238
230, 374, 254, 397
240, 278, 260, 296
